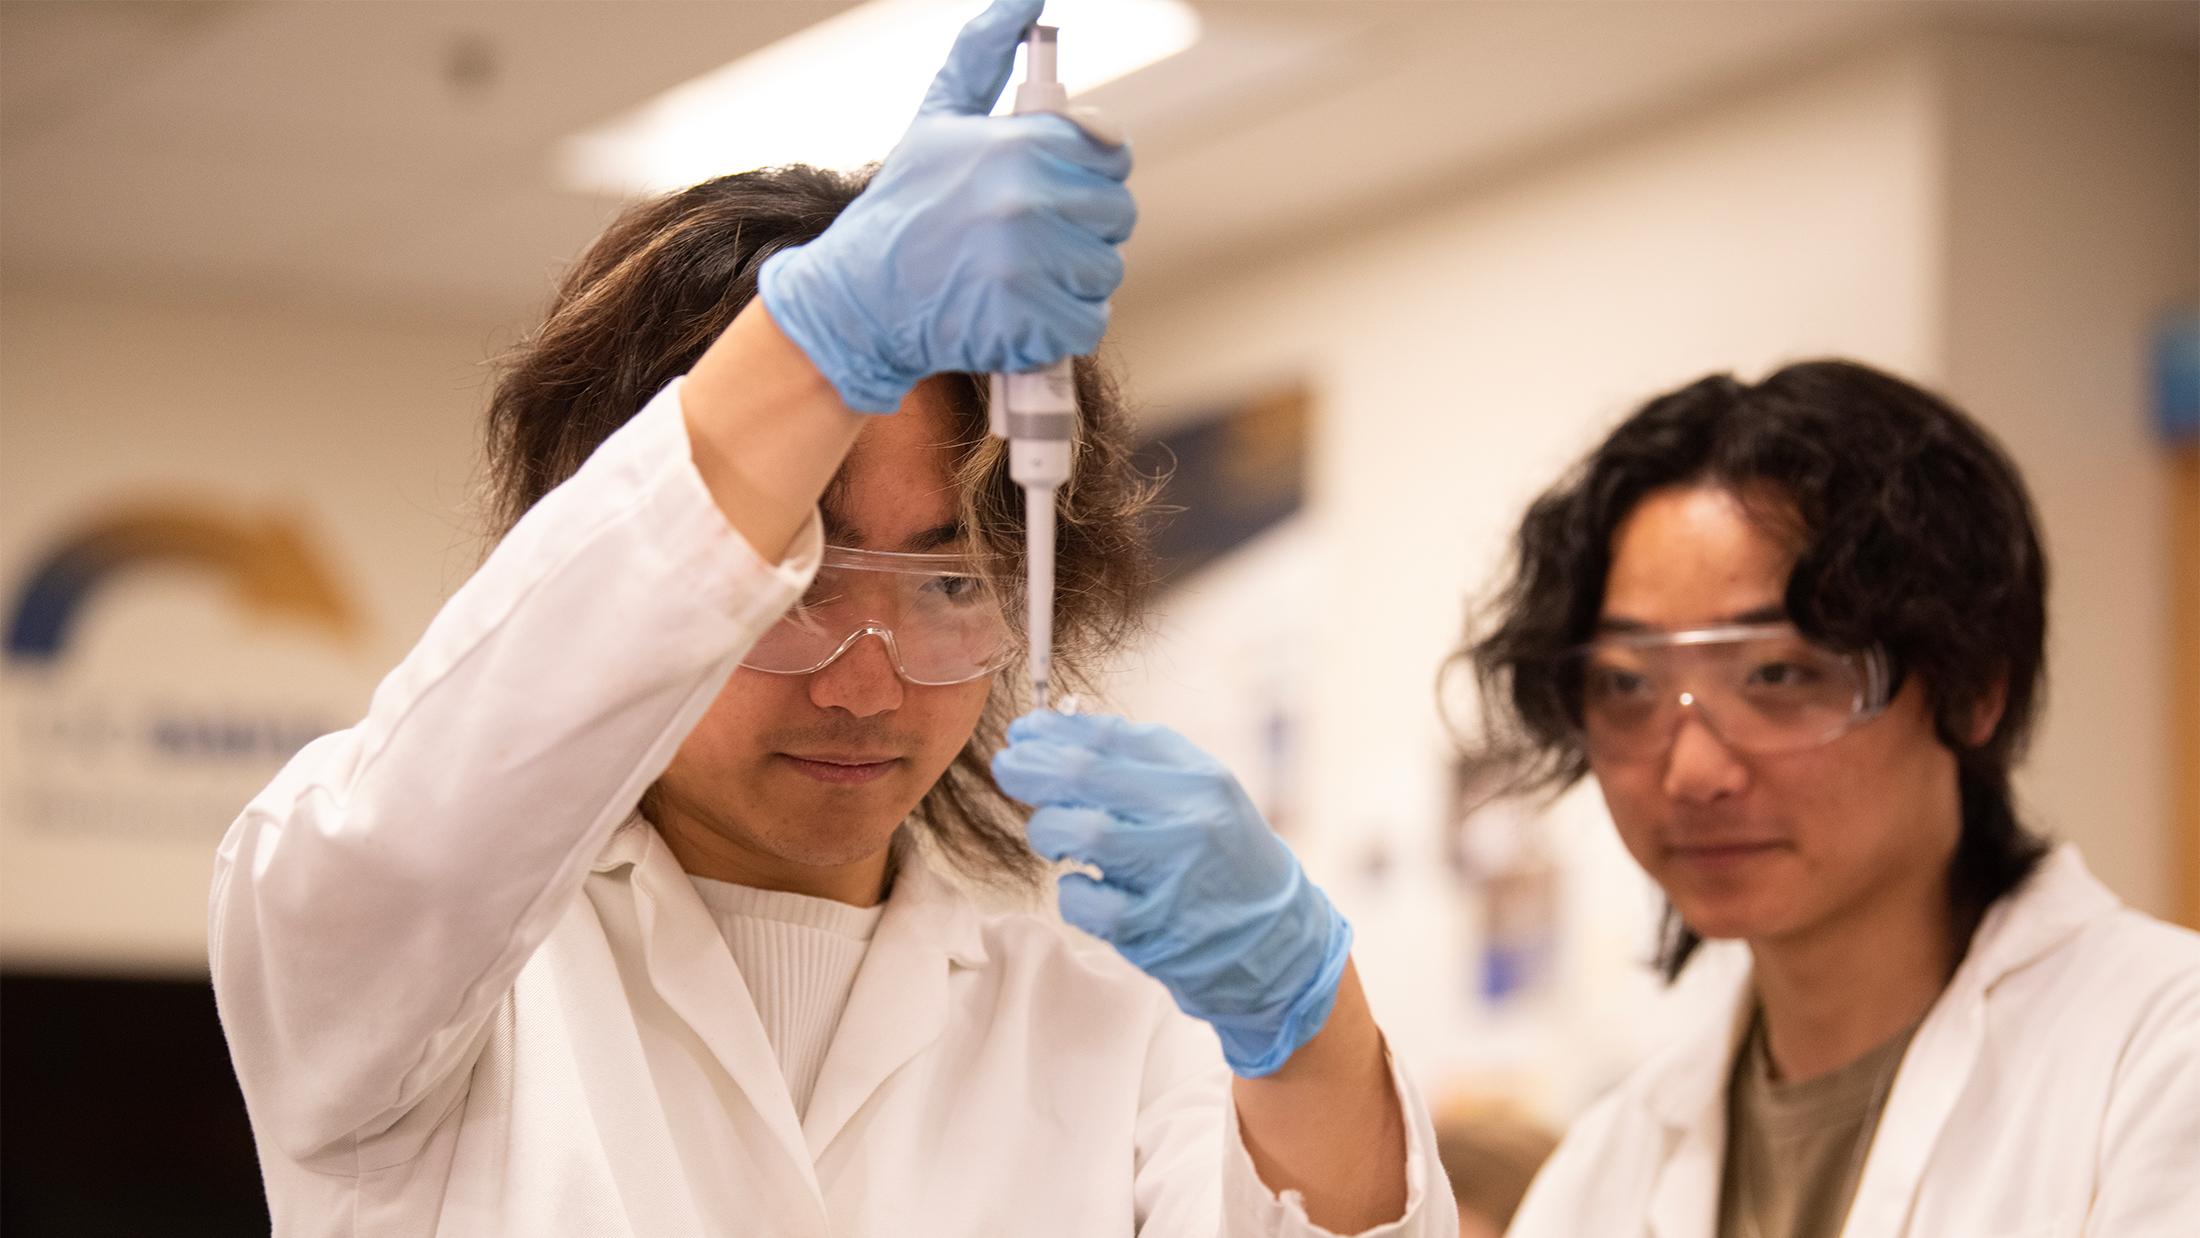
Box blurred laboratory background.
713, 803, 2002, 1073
2, 1, 2194, 1233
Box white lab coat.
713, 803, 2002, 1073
210, 380, 1451, 1238
1507, 844, 2200, 1238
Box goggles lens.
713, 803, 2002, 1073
742, 544, 1015, 687
1555, 624, 1889, 761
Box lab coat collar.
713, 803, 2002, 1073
1640, 843, 2113, 1125
881, 839, 992, 970
1958, 844, 2116, 990
1641, 943, 1755, 1139
588, 814, 826, 1206
1641, 944, 1755, 1238
588, 815, 994, 1162
1639, 842, 2120, 1238
591, 812, 653, 874
800, 851, 989, 1158
588, 818, 988, 958
1836, 844, 2116, 1235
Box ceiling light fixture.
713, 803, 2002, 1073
560, 0, 1200, 197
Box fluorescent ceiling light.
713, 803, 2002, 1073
561, 0, 1201, 197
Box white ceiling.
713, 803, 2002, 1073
3, 0, 2192, 323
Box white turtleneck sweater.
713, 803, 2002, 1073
687, 876, 885, 1119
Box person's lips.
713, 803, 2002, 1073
1665, 838, 1787, 866
776, 752, 901, 785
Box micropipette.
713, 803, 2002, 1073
990, 23, 1078, 711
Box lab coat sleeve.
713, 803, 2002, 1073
2085, 970, 2200, 1236
208, 378, 819, 1169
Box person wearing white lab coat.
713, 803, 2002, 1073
1448, 360, 2200, 1237
1508, 844, 2199, 1237
209, 3, 1451, 1235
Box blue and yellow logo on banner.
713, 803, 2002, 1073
2, 497, 370, 848
6, 501, 360, 665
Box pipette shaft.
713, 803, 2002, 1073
992, 22, 1078, 709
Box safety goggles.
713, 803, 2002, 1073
1551, 623, 1893, 762
741, 544, 1017, 687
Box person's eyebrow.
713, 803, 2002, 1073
899, 522, 966, 553
1595, 603, 1787, 635
1725, 604, 1789, 626
820, 510, 964, 553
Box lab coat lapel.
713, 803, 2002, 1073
802, 853, 987, 1160
1646, 1114, 1724, 1238
1838, 845, 2114, 1238
1646, 945, 1756, 1238
606, 819, 821, 1192
1835, 990, 1981, 1237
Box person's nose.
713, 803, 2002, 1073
1660, 698, 1749, 805
808, 630, 906, 718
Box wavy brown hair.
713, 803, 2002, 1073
1460, 360, 2051, 977
483, 166, 1158, 889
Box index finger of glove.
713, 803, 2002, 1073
1006, 709, 1217, 771
920, 0, 1045, 118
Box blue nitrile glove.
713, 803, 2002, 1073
991, 709, 1354, 1078
758, 0, 1136, 414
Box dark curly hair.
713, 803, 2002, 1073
482, 166, 1158, 889
1462, 359, 2052, 978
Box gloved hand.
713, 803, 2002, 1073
991, 709, 1353, 1078
759, 0, 1136, 414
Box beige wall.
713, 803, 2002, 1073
1938, 35, 2199, 916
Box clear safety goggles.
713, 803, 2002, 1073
741, 544, 1017, 687
1552, 623, 1893, 762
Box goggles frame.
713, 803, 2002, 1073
1553, 621, 1894, 762
740, 543, 1019, 687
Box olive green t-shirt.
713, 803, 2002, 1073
1715, 1012, 1918, 1238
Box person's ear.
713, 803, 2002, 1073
1962, 675, 2008, 748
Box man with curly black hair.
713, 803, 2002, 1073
1457, 359, 2200, 1237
